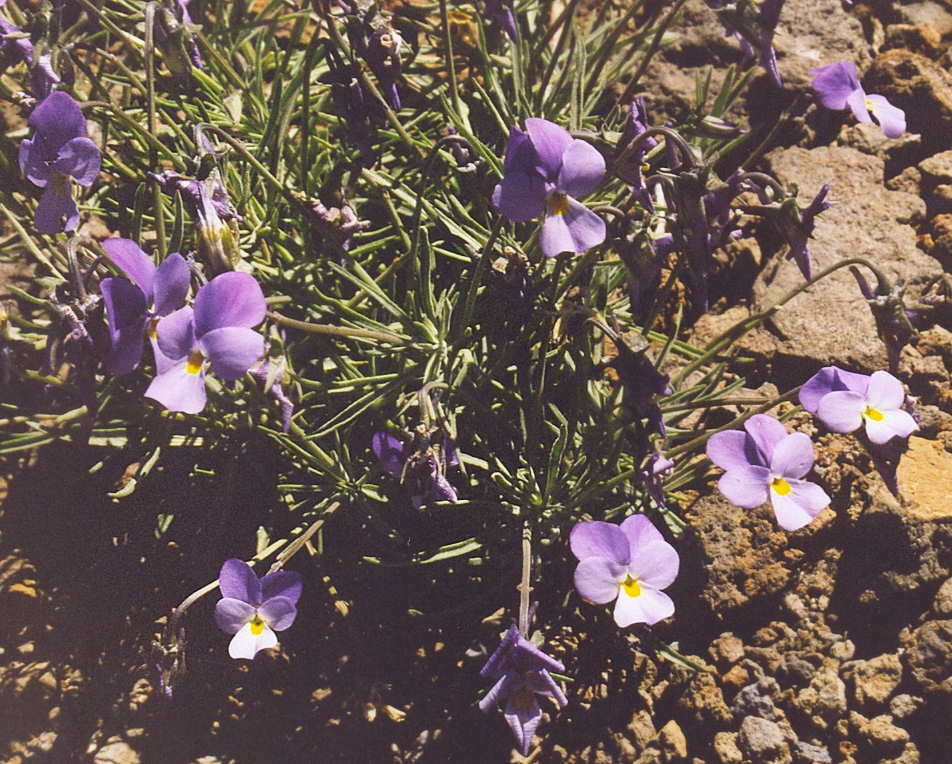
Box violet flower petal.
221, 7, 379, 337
846, 87, 874, 126
18, 137, 49, 186
102, 238, 157, 300
717, 465, 770, 508
816, 390, 865, 433
194, 271, 266, 337
503, 690, 541, 756
155, 305, 195, 360
218, 558, 263, 603
569, 520, 629, 563
228, 621, 277, 659
152, 253, 191, 316
810, 61, 860, 110
557, 139, 605, 198
619, 514, 666, 551
258, 595, 297, 631
539, 197, 605, 257
865, 408, 918, 445
799, 365, 870, 412
491, 170, 547, 221
706, 430, 755, 472
574, 556, 625, 603
260, 569, 304, 606
613, 586, 674, 627
35, 182, 79, 234
627, 541, 680, 591
101, 277, 148, 375
28, 91, 86, 158
501, 126, 535, 173
199, 326, 264, 381
743, 414, 788, 465
524, 118, 572, 179
479, 624, 521, 679
52, 137, 100, 186
866, 370, 904, 410
144, 360, 207, 413
214, 597, 255, 634
371, 432, 405, 477
865, 94, 905, 138
479, 673, 517, 713
770, 478, 829, 531
769, 432, 815, 479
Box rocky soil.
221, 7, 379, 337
1, 0, 951, 761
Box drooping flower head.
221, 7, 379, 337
478, 625, 567, 755
704, 0, 785, 87
809, 369, 918, 445
706, 414, 830, 531
772, 184, 830, 280
0, 16, 34, 67
811, 61, 905, 138
214, 559, 303, 660
484, 0, 517, 40
372, 428, 458, 508
146, 271, 266, 414
492, 118, 606, 257
18, 92, 101, 234
570, 515, 679, 627
100, 238, 190, 374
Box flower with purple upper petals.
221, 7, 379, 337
492, 118, 606, 257
146, 271, 266, 414
479, 624, 567, 755
214, 559, 303, 660
706, 414, 830, 531
18, 91, 101, 234
570, 515, 679, 627
799, 365, 871, 413
29, 53, 60, 101
814, 369, 918, 445
811, 61, 905, 138
372, 429, 458, 508
100, 238, 190, 375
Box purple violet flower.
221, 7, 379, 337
29, 53, 60, 101
18, 91, 101, 234
570, 515, 679, 627
214, 559, 303, 660
799, 365, 871, 413
100, 238, 190, 374
250, 357, 294, 433
485, 0, 517, 40
479, 624, 567, 755
779, 184, 830, 280
372, 430, 458, 508
810, 61, 905, 139
146, 271, 266, 414
0, 16, 34, 67
706, 414, 830, 531
492, 118, 606, 257
814, 370, 918, 445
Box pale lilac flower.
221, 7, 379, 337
100, 238, 190, 374
479, 625, 567, 755
810, 61, 905, 138
18, 92, 101, 234
799, 365, 871, 413
706, 414, 830, 531
492, 118, 606, 257
815, 370, 918, 445
146, 272, 266, 414
372, 430, 458, 508
570, 515, 679, 627
214, 559, 303, 660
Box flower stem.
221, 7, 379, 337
518, 526, 531, 635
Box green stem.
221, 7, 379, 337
268, 311, 409, 345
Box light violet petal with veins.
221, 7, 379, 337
574, 556, 626, 604
706, 430, 753, 472
155, 306, 196, 361
214, 597, 254, 634
193, 271, 266, 337
770, 478, 829, 531
144, 360, 207, 414
619, 513, 666, 551
817, 390, 866, 433
810, 61, 861, 110
218, 558, 263, 603
52, 137, 101, 186
743, 414, 788, 465
102, 238, 156, 299
491, 170, 546, 221
865, 370, 905, 410
35, 183, 79, 234
152, 253, 191, 316
258, 596, 297, 631
199, 326, 264, 381
524, 118, 573, 179
626, 540, 680, 591
260, 570, 303, 606
570, 520, 630, 563
557, 139, 605, 198
865, 94, 905, 138
717, 465, 770, 508
769, 432, 815, 480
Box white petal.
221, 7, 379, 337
612, 587, 674, 627
228, 622, 278, 659
865, 408, 918, 444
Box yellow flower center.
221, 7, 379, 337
622, 575, 641, 598
249, 615, 266, 636
863, 406, 884, 422
148, 318, 160, 340
511, 687, 535, 711
771, 477, 792, 496
185, 350, 204, 375
546, 191, 570, 216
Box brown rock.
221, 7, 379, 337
894, 0, 952, 36
930, 213, 952, 262
882, 24, 944, 58
93, 740, 141, 764
676, 671, 732, 727
749, 146, 938, 376
918, 150, 952, 185
709, 634, 745, 666
865, 50, 952, 147
896, 437, 952, 521
902, 619, 952, 696
847, 653, 903, 707
738, 716, 791, 764
932, 184, 952, 214
851, 712, 910, 756
713, 732, 743, 764
934, 577, 952, 616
